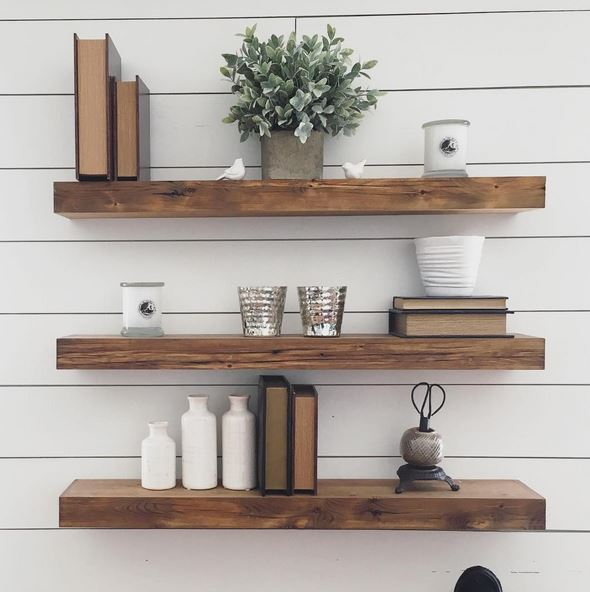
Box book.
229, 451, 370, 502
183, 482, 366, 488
258, 375, 291, 496
392, 296, 508, 311
74, 34, 121, 180
290, 384, 318, 495
114, 76, 150, 180
389, 308, 513, 337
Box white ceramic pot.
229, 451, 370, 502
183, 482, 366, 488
422, 119, 470, 178
121, 282, 164, 337
414, 235, 485, 297
181, 395, 218, 490
141, 421, 176, 490
222, 395, 256, 491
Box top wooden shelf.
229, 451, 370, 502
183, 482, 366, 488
54, 176, 545, 219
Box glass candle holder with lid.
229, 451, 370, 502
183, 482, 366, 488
422, 119, 470, 178
120, 282, 164, 337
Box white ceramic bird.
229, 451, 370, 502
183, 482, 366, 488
216, 158, 246, 181
342, 159, 367, 179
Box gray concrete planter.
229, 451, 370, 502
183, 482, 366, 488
261, 130, 324, 179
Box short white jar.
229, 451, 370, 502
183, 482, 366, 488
121, 282, 164, 337
422, 119, 470, 178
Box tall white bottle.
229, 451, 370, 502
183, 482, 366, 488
182, 395, 218, 490
141, 421, 176, 490
222, 395, 256, 490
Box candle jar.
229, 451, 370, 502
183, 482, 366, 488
120, 282, 164, 337
422, 119, 470, 178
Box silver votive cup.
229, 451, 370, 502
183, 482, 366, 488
238, 286, 287, 337
297, 286, 347, 337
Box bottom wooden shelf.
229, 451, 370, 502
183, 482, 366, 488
59, 479, 545, 531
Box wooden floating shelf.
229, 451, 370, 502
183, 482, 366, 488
56, 334, 545, 370
59, 479, 545, 530
54, 176, 545, 218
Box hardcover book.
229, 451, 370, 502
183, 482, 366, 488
74, 34, 121, 180
258, 375, 292, 496
290, 384, 318, 495
114, 75, 150, 180
389, 308, 513, 337
392, 296, 508, 311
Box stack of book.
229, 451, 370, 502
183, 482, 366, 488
74, 34, 150, 181
258, 376, 318, 496
389, 296, 513, 338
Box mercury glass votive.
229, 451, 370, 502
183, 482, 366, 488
422, 119, 470, 178
121, 282, 164, 337
238, 286, 287, 336
297, 286, 347, 337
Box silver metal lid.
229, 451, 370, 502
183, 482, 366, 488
120, 282, 165, 287
422, 119, 471, 128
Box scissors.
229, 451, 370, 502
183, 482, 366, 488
411, 382, 446, 432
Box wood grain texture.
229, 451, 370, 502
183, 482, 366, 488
53, 176, 545, 218
59, 478, 546, 530
56, 334, 545, 370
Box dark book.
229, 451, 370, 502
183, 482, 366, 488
74, 34, 121, 180
258, 375, 292, 496
114, 76, 150, 180
290, 384, 318, 495
392, 296, 508, 311
389, 308, 513, 337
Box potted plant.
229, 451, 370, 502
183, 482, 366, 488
220, 25, 382, 179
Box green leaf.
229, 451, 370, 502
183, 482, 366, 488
240, 131, 250, 142
327, 24, 335, 40
362, 59, 378, 70
219, 66, 231, 78
294, 120, 313, 143
222, 115, 237, 123
222, 53, 238, 67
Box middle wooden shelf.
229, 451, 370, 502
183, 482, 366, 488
56, 333, 545, 370
59, 478, 546, 531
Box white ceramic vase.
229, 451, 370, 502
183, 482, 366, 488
222, 395, 256, 491
141, 421, 176, 490
414, 235, 485, 297
181, 395, 218, 490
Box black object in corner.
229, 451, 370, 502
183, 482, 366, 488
454, 566, 503, 592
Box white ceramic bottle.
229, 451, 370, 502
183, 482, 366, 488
141, 421, 176, 490
181, 395, 218, 490
222, 395, 256, 490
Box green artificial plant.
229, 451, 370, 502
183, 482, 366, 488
220, 24, 383, 143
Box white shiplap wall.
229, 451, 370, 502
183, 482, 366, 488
1, 1, 589, 590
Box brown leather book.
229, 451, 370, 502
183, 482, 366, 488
74, 34, 121, 180
258, 376, 291, 496
290, 384, 318, 495
393, 296, 508, 311
114, 76, 150, 180
389, 308, 512, 337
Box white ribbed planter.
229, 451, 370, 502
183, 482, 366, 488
414, 235, 485, 297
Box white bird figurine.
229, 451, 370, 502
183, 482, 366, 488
342, 159, 367, 179
216, 158, 246, 181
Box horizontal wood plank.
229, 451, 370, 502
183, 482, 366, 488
0, 311, 573, 385
59, 478, 545, 530
53, 177, 545, 218
0, 457, 580, 530
56, 334, 545, 370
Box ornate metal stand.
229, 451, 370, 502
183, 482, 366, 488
395, 463, 460, 494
